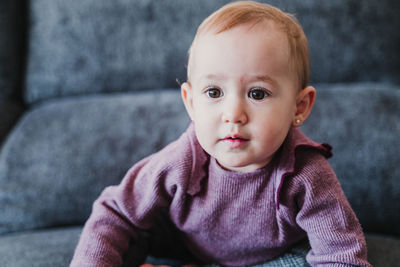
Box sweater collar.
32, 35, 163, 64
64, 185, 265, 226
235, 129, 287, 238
185, 124, 332, 199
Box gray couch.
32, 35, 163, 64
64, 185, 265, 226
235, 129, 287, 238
1, 1, 399, 266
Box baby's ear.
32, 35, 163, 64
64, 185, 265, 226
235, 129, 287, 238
181, 82, 195, 120
294, 86, 316, 126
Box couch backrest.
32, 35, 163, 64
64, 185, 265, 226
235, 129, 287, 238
25, 0, 400, 105
301, 83, 400, 236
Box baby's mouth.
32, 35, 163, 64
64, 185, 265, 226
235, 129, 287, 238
221, 135, 249, 148
224, 136, 247, 141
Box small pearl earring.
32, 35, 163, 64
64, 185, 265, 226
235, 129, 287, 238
295, 119, 301, 125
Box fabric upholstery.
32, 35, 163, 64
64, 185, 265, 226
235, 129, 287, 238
25, 0, 400, 104
0, 90, 190, 234
0, 227, 398, 267
0, 227, 81, 267
301, 83, 400, 235
365, 234, 400, 267
0, 0, 24, 100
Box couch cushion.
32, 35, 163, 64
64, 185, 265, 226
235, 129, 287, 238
0, 226, 81, 267
301, 83, 400, 235
0, 227, 397, 267
0, 0, 24, 100
25, 0, 400, 104
366, 234, 400, 267
0, 90, 190, 234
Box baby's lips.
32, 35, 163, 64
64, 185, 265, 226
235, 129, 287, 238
223, 133, 249, 141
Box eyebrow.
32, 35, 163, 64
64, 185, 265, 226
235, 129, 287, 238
201, 74, 228, 81
250, 74, 278, 88
198, 73, 278, 88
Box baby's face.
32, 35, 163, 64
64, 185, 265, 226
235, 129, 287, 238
182, 22, 299, 172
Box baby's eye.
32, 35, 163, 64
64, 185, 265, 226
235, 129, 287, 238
206, 87, 223, 98
248, 88, 269, 100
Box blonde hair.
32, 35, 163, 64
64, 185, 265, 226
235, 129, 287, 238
187, 1, 309, 90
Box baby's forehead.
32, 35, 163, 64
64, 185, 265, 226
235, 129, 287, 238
199, 20, 284, 41
186, 22, 298, 89
190, 23, 290, 66
191, 21, 290, 58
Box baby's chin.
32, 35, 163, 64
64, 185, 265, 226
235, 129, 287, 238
215, 157, 265, 173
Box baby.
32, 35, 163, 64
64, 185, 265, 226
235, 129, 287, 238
71, 1, 371, 266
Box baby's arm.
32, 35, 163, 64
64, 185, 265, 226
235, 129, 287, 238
70, 157, 171, 267
293, 164, 371, 266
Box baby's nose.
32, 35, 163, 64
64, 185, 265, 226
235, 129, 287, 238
221, 99, 248, 124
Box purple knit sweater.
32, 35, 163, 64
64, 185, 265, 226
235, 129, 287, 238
70, 124, 370, 267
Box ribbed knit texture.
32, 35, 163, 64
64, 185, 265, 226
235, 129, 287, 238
70, 124, 371, 267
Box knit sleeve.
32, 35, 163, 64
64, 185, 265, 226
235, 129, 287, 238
69, 156, 172, 267
70, 126, 199, 267
290, 153, 371, 267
